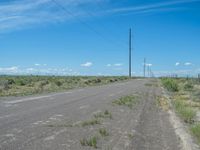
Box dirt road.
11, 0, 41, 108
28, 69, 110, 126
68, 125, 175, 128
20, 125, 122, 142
0, 79, 181, 150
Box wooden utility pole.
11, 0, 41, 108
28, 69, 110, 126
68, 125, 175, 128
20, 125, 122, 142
129, 28, 132, 78
144, 58, 146, 77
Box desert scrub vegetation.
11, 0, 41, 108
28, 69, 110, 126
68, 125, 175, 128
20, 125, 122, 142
112, 95, 137, 109
173, 99, 196, 123
156, 96, 170, 111
161, 78, 179, 92
161, 77, 200, 145
0, 75, 129, 97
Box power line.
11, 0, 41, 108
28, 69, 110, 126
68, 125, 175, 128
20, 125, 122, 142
94, 1, 129, 45
74, 0, 128, 48
50, 0, 126, 49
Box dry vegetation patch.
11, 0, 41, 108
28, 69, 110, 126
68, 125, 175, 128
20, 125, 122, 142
112, 95, 138, 109
156, 96, 170, 111
161, 78, 200, 144
0, 76, 129, 97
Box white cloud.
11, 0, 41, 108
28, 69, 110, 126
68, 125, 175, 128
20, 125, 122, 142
184, 62, 192, 66
114, 63, 123, 67
106, 64, 111, 67
0, 66, 17, 71
34, 63, 40, 66
175, 62, 180, 66
34, 63, 47, 66
0, 66, 79, 76
0, 66, 19, 74
81, 62, 93, 67
26, 68, 35, 71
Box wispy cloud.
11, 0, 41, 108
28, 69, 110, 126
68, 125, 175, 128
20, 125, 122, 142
81, 62, 93, 67
107, 0, 200, 15
1, 0, 199, 32
0, 0, 103, 32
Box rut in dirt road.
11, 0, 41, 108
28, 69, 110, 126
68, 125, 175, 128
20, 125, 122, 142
132, 84, 181, 150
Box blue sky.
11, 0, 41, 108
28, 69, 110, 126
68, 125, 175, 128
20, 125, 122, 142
0, 0, 200, 76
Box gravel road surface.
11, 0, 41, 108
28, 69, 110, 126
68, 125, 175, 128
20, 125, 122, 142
0, 79, 181, 150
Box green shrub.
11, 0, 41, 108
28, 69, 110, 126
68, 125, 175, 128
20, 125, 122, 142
54, 80, 61, 86
7, 78, 15, 85
184, 82, 194, 91
161, 78, 179, 92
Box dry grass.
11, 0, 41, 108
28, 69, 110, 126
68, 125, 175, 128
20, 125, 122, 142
0, 76, 129, 97
81, 118, 101, 127
156, 96, 170, 111
112, 95, 137, 109
94, 110, 112, 119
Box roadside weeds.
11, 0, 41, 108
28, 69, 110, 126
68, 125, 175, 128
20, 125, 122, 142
161, 78, 200, 149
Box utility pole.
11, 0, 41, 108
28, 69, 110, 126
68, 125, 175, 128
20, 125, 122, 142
147, 65, 150, 77
150, 67, 152, 78
144, 58, 146, 77
129, 28, 132, 78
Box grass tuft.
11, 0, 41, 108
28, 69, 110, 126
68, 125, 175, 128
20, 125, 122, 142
80, 136, 98, 148
99, 128, 109, 137
128, 133, 134, 139
112, 95, 137, 108
94, 110, 112, 119
191, 123, 200, 144
81, 119, 101, 127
